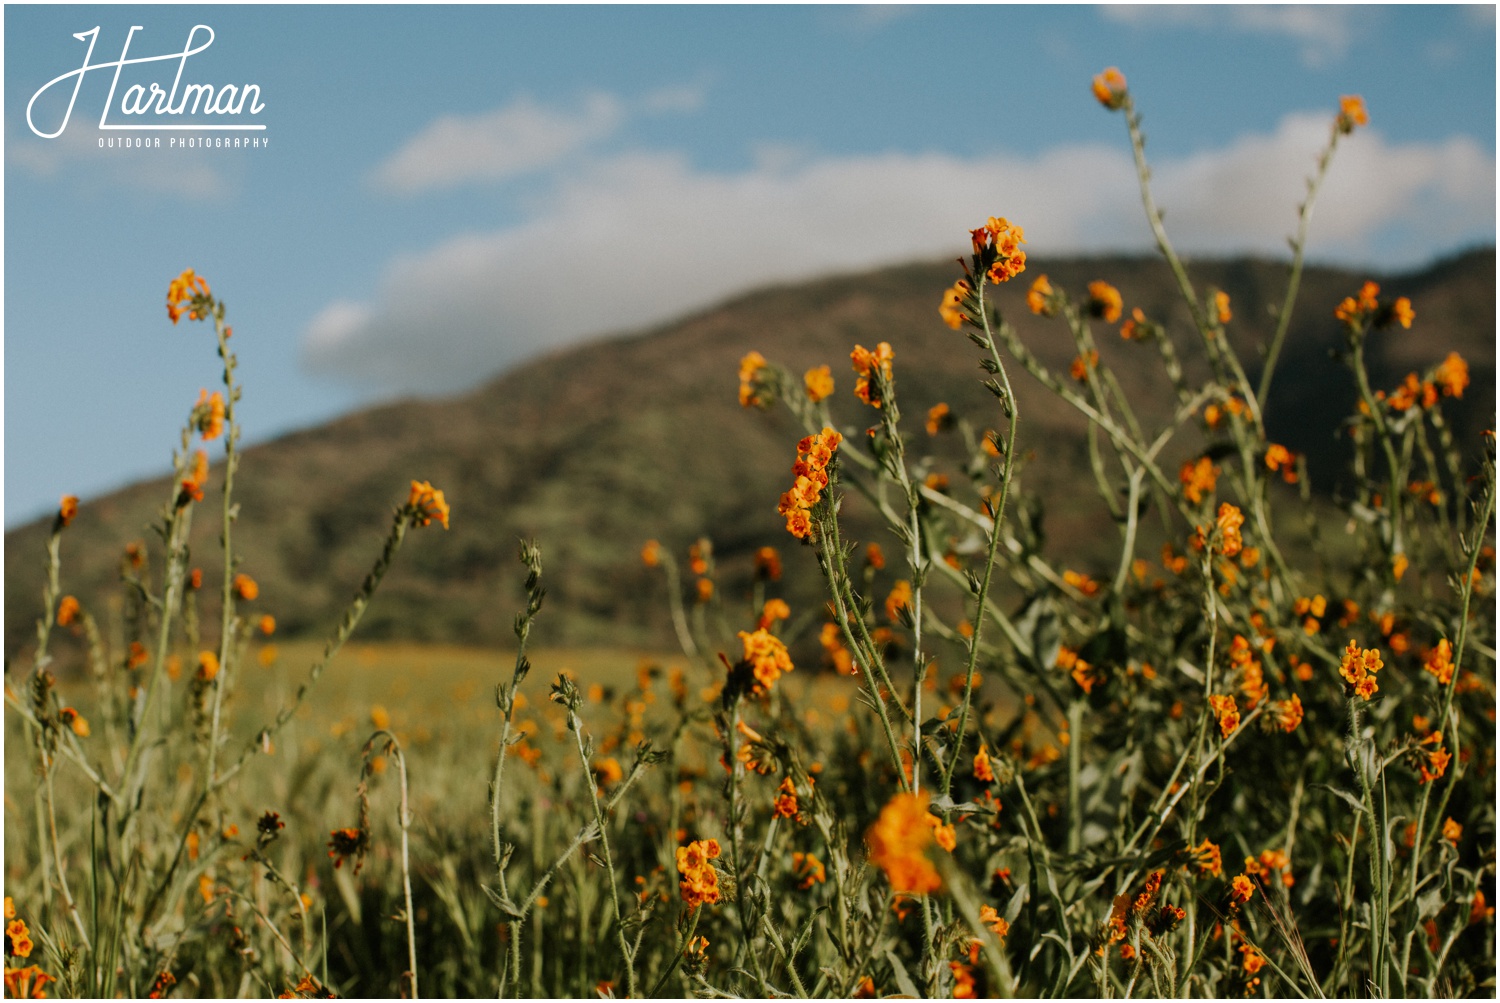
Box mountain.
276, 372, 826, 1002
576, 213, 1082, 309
6, 249, 1494, 660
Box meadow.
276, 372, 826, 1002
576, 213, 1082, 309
4, 71, 1494, 998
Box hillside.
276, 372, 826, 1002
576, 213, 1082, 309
6, 248, 1494, 660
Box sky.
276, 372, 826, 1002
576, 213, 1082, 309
4, 4, 1496, 526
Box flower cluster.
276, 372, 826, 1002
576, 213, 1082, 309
739, 351, 770, 408
1026, 274, 1058, 317
850, 342, 894, 408
1423, 638, 1455, 686
1264, 443, 1298, 484
969, 217, 1027, 285
1337, 639, 1384, 700
406, 480, 450, 529
1092, 67, 1128, 110
676, 838, 722, 909
327, 826, 369, 873
867, 792, 943, 895
57, 494, 79, 529
1180, 455, 1219, 505
939, 279, 972, 330
804, 365, 834, 403
820, 622, 854, 675
791, 851, 825, 890
193, 389, 226, 441
1336, 94, 1368, 134
738, 628, 794, 695
167, 268, 211, 324
1087, 281, 1122, 323
777, 428, 842, 539
1335, 280, 1413, 331
1268, 693, 1304, 733
1208, 694, 1240, 737
753, 545, 781, 581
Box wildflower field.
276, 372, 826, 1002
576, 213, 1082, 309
5, 72, 1495, 999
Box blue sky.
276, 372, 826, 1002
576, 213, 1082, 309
5, 4, 1495, 526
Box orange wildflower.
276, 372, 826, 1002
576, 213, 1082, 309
1119, 306, 1149, 340
676, 838, 722, 908
850, 342, 894, 408
773, 776, 800, 820
926, 401, 951, 436
58, 495, 79, 529
197, 650, 220, 682
1190, 839, 1222, 878
820, 622, 854, 675
939, 279, 972, 330
738, 351, 769, 408
641, 539, 661, 568
970, 216, 1027, 284
1229, 874, 1256, 907
1208, 694, 1239, 737
58, 707, 89, 738
166, 267, 211, 323
6, 919, 32, 959
407, 480, 450, 529
233, 573, 259, 601
1214, 502, 1245, 558
778, 427, 842, 539
1434, 352, 1469, 398
754, 545, 782, 581
884, 580, 912, 624
1264, 443, 1297, 483
804, 364, 834, 403
1180, 455, 1219, 505
1026, 274, 1057, 316
791, 851, 826, 889
866, 542, 886, 569
738, 628, 794, 695
1092, 67, 1128, 110
593, 757, 624, 787
1269, 694, 1303, 733
193, 389, 226, 441
1337, 639, 1383, 699
1423, 639, 1454, 686
56, 595, 79, 627
1384, 296, 1414, 330
1069, 350, 1099, 382
1442, 817, 1462, 845
1415, 732, 1451, 784
758, 598, 790, 631
973, 746, 995, 783
1063, 569, 1100, 597
327, 827, 368, 873
1337, 95, 1368, 133
977, 903, 1010, 939
4, 965, 54, 999
1087, 281, 1122, 323
1213, 290, 1232, 324
695, 578, 714, 603
867, 792, 943, 894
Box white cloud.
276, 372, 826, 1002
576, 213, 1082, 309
305, 115, 1494, 395
369, 85, 707, 194
1100, 5, 1358, 67
8, 125, 230, 199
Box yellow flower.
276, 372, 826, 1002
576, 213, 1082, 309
407, 480, 450, 529
867, 792, 942, 894
973, 746, 995, 783
969, 217, 1027, 284
1337, 639, 1384, 699
1087, 281, 1123, 323
1092, 67, 1128, 110
804, 365, 834, 403
1229, 874, 1256, 907
1269, 694, 1304, 733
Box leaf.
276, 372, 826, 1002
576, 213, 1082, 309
885, 949, 922, 998
1004, 882, 1030, 924
1313, 784, 1370, 816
